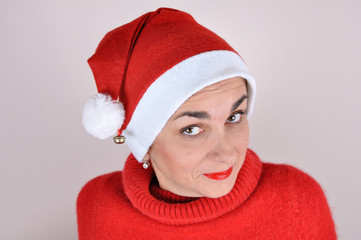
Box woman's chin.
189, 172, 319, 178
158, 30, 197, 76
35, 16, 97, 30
198, 167, 239, 198
203, 188, 233, 198
199, 178, 237, 198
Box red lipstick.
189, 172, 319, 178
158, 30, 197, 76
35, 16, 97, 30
204, 167, 233, 180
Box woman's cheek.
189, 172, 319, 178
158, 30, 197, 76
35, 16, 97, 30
175, 132, 209, 152
230, 126, 249, 150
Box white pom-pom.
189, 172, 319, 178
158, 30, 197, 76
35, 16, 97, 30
82, 93, 125, 139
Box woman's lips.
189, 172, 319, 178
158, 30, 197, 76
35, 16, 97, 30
203, 167, 233, 180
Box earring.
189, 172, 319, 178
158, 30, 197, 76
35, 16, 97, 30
142, 159, 150, 169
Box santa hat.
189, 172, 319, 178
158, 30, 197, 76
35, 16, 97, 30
82, 8, 256, 162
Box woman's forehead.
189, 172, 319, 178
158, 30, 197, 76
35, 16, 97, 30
173, 77, 248, 114
191, 77, 247, 99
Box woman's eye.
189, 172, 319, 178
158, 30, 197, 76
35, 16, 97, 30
226, 111, 244, 123
182, 126, 203, 136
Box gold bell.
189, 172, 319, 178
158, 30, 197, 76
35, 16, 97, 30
113, 135, 125, 144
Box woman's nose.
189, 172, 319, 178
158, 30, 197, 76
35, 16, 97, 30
206, 131, 236, 164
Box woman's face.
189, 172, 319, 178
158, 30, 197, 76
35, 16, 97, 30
146, 77, 249, 198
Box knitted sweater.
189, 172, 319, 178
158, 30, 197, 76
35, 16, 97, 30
76, 149, 336, 239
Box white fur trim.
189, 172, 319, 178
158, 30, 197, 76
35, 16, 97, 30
123, 50, 256, 161
82, 93, 125, 139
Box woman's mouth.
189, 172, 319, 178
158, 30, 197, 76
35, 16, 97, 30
203, 167, 233, 180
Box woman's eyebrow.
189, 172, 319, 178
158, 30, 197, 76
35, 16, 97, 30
174, 95, 248, 120
174, 111, 211, 120
230, 95, 248, 112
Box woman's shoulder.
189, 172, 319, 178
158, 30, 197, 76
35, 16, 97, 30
258, 161, 336, 238
248, 149, 323, 191
259, 161, 330, 201
261, 161, 325, 195
76, 171, 130, 237
77, 171, 125, 202
80, 170, 123, 186
76, 171, 127, 216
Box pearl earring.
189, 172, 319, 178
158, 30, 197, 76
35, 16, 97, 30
142, 159, 150, 169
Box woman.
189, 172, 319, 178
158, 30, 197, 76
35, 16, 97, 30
77, 8, 336, 239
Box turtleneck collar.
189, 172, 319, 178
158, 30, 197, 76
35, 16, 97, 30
149, 175, 199, 204
123, 148, 262, 225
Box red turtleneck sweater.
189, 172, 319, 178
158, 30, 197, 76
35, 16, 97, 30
76, 149, 336, 239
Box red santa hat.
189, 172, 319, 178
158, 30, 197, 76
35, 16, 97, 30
82, 8, 256, 162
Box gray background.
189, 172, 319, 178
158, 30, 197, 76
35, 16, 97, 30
1, 0, 360, 239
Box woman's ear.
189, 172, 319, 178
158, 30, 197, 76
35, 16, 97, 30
144, 144, 154, 162
142, 151, 151, 169
144, 151, 150, 161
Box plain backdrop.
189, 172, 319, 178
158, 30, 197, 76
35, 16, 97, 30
1, 0, 360, 239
